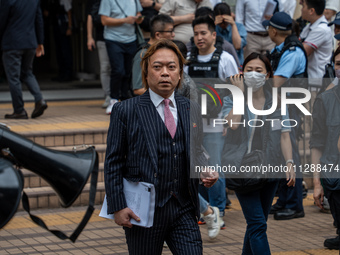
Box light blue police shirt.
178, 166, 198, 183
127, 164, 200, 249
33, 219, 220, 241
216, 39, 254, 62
271, 42, 306, 78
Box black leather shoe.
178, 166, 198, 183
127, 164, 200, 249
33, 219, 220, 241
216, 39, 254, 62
324, 236, 339, 250
31, 99, 48, 118
274, 209, 305, 220
5, 110, 28, 119
269, 203, 284, 214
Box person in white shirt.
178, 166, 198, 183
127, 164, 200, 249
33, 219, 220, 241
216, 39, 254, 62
209, 0, 221, 7
159, 0, 212, 44
279, 0, 297, 18
235, 0, 275, 59
299, 0, 333, 88
184, 16, 239, 80
324, 0, 339, 22
184, 15, 238, 234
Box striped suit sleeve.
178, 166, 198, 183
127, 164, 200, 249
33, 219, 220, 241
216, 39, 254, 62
104, 102, 128, 214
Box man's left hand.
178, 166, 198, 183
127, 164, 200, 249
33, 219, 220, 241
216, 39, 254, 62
200, 169, 219, 188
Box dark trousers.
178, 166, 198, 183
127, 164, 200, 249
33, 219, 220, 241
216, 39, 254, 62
105, 39, 136, 101
328, 190, 340, 242
2, 49, 43, 113
124, 197, 202, 255
236, 180, 279, 255
276, 106, 304, 212
52, 22, 73, 79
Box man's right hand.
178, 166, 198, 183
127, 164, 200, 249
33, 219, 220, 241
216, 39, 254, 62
313, 182, 324, 209
36, 44, 45, 57
114, 207, 140, 228
230, 74, 244, 92
87, 38, 95, 51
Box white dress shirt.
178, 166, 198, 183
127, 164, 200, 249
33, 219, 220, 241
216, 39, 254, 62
235, 0, 269, 32
149, 89, 178, 127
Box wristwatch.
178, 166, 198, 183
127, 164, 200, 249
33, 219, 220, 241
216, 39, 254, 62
286, 159, 294, 165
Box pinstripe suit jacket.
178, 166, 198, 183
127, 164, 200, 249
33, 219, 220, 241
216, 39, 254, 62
104, 90, 207, 219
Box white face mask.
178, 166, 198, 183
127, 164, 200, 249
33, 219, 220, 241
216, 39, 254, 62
244, 71, 267, 92
335, 69, 340, 79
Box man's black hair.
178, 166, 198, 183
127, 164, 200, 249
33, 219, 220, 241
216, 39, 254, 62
195, 6, 215, 20
150, 14, 174, 38
305, 0, 325, 16
192, 15, 216, 33
213, 3, 231, 16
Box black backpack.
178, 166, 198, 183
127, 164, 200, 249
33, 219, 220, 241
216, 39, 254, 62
89, 0, 102, 25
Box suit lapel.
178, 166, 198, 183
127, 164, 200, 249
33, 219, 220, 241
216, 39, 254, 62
136, 91, 158, 171
176, 93, 190, 164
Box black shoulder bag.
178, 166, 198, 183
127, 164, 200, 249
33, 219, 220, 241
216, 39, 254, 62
225, 121, 270, 194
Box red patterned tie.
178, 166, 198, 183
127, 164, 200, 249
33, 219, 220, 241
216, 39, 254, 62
163, 99, 176, 139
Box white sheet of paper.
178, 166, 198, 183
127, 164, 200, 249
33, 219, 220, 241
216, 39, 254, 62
99, 179, 155, 228
262, 0, 277, 21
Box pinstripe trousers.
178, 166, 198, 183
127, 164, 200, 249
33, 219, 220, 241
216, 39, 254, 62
124, 197, 202, 255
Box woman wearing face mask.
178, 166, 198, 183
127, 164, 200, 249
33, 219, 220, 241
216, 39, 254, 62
221, 53, 295, 255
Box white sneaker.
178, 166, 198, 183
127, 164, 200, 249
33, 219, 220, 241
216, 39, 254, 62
102, 95, 111, 108
106, 99, 118, 115
203, 206, 221, 239
323, 196, 330, 210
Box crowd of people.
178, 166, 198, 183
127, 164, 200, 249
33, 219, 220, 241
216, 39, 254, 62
1, 0, 340, 254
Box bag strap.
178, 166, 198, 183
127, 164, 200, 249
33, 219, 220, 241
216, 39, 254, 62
114, 0, 139, 17
21, 154, 98, 243
114, 0, 127, 17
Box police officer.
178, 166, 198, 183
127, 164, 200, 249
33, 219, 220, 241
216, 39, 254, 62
263, 12, 308, 220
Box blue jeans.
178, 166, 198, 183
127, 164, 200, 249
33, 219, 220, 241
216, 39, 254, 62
2, 49, 43, 113
236, 180, 279, 255
105, 39, 136, 100
199, 193, 209, 214
199, 132, 226, 216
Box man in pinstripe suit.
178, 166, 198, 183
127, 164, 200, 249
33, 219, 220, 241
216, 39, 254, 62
104, 39, 218, 255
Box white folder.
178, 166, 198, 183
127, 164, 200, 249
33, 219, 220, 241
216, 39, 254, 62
262, 0, 277, 21
99, 178, 155, 228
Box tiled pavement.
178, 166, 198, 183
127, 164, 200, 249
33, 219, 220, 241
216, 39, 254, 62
1, 195, 339, 255
0, 99, 339, 254
0, 100, 109, 135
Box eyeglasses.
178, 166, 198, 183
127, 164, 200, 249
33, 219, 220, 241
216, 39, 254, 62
157, 30, 175, 33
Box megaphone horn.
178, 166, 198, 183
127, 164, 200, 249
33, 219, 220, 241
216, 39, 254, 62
0, 158, 23, 229
0, 126, 97, 208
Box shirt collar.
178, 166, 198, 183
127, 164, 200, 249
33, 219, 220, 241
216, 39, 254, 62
216, 24, 231, 34
271, 42, 284, 53
310, 15, 328, 30
149, 88, 176, 108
